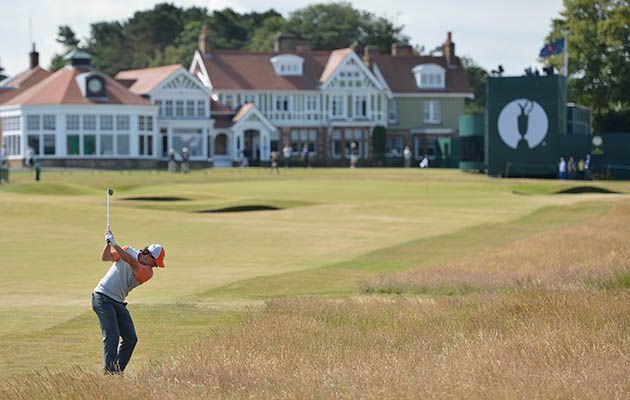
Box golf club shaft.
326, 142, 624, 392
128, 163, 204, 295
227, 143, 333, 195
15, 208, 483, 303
106, 194, 110, 232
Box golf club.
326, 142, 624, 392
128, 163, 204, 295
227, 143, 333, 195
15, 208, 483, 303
106, 188, 114, 232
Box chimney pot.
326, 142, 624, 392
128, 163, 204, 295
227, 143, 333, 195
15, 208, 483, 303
29, 43, 39, 69
443, 32, 456, 65
198, 24, 209, 55
274, 32, 298, 52
391, 43, 412, 57
363, 45, 379, 68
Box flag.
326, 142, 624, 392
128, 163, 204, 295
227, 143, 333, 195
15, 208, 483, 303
539, 38, 565, 57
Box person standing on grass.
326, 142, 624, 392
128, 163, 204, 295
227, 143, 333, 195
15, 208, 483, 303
92, 231, 166, 374
558, 157, 566, 180
168, 148, 176, 173
568, 156, 576, 179
301, 143, 310, 168
282, 143, 292, 168
403, 146, 412, 168
578, 158, 585, 180
270, 150, 279, 174
181, 147, 190, 174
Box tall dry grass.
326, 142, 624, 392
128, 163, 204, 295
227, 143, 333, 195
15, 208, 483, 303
361, 203, 630, 295
2, 289, 628, 399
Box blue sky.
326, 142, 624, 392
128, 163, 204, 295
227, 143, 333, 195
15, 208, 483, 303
1, 0, 564, 77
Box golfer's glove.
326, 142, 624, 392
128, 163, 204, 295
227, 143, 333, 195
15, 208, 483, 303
105, 231, 116, 247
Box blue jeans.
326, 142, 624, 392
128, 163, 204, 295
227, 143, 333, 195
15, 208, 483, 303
92, 292, 138, 374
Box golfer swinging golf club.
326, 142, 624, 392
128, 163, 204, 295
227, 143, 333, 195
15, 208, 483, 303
92, 232, 165, 374
92, 192, 165, 374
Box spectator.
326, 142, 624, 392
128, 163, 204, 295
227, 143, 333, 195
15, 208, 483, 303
240, 151, 249, 168
349, 142, 358, 169
181, 147, 190, 174
584, 154, 592, 180
301, 144, 310, 168
270, 151, 279, 174
568, 156, 576, 179
558, 157, 566, 180
24, 146, 34, 168
282, 144, 292, 168
577, 158, 585, 180
403, 146, 412, 168
0, 145, 5, 184
168, 149, 176, 173
419, 155, 429, 168
34, 159, 41, 182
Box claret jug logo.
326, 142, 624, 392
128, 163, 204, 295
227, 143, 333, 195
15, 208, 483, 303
497, 99, 548, 150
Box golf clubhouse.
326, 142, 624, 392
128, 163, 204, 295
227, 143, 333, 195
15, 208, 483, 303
0, 31, 473, 168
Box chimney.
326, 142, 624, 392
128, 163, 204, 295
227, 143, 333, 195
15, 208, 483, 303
274, 32, 297, 52
363, 45, 379, 68
198, 24, 210, 55
296, 42, 311, 53
29, 43, 39, 69
443, 31, 456, 65
391, 43, 413, 56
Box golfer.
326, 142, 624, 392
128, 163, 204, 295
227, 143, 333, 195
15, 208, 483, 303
92, 231, 166, 374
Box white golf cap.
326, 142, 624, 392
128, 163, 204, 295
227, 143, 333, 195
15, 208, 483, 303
147, 243, 166, 268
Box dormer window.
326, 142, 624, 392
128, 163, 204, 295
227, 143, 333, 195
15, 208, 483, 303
412, 64, 446, 89
270, 54, 304, 76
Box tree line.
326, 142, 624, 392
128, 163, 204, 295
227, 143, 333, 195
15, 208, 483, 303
49, 2, 409, 77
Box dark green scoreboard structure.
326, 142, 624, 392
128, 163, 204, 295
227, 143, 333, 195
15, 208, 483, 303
486, 76, 567, 177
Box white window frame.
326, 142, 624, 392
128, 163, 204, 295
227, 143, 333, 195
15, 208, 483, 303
196, 100, 206, 116
42, 115, 56, 130
116, 115, 130, 131
83, 115, 97, 131
388, 99, 397, 123
100, 115, 113, 131
186, 100, 195, 116
412, 64, 446, 89
331, 95, 345, 118
270, 54, 304, 76
353, 95, 369, 119
27, 115, 41, 130
274, 94, 289, 112
66, 115, 80, 131
423, 101, 442, 124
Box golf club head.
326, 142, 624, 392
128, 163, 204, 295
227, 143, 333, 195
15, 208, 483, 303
107, 188, 114, 196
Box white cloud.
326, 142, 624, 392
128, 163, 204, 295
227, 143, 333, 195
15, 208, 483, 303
1, 0, 563, 77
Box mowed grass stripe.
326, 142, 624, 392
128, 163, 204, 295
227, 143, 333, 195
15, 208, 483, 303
195, 200, 615, 300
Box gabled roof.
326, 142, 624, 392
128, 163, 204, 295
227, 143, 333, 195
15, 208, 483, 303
0, 66, 53, 105
197, 49, 331, 91
1, 66, 151, 106
211, 103, 276, 131
2, 66, 52, 90
319, 48, 354, 84
233, 103, 255, 121
371, 54, 472, 94
231, 103, 276, 132
116, 64, 183, 95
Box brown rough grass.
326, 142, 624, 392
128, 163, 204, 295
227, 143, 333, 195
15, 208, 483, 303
361, 203, 630, 295
2, 289, 628, 399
